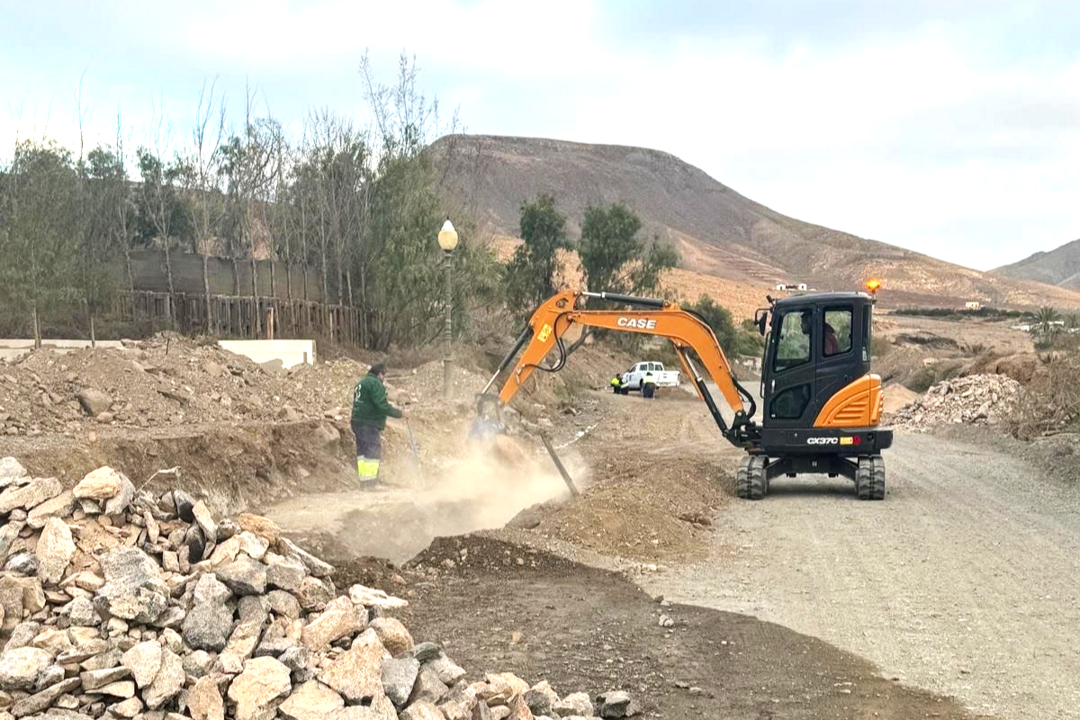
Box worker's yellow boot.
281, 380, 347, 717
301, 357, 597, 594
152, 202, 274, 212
356, 456, 382, 490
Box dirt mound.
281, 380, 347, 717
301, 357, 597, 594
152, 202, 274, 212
882, 383, 920, 415
1, 420, 358, 520
0, 334, 371, 438
888, 374, 1021, 430
389, 359, 490, 408
492, 392, 735, 566
971, 352, 1042, 384
0, 334, 499, 444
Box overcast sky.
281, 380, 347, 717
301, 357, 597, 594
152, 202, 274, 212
3, 0, 1078, 270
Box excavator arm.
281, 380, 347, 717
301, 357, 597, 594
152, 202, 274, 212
482, 291, 760, 448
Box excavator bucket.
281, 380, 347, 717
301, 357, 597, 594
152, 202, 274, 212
468, 393, 506, 441
468, 393, 532, 466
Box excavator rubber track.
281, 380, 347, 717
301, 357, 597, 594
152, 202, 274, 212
856, 455, 886, 500
735, 455, 768, 500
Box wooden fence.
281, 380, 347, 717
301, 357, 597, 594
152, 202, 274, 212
119, 291, 359, 343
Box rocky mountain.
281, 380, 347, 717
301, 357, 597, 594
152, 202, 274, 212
994, 238, 1080, 289
433, 135, 1080, 310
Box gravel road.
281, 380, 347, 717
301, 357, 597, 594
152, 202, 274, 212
641, 430, 1080, 720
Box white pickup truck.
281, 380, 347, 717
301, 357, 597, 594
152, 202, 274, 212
621, 361, 680, 391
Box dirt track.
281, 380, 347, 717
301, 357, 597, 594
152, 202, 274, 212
637, 426, 1080, 720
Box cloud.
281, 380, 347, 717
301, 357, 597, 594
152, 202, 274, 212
2, 0, 1078, 269
443, 18, 1080, 269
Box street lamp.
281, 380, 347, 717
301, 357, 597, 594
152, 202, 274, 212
438, 219, 459, 399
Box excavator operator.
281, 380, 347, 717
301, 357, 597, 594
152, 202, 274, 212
824, 323, 841, 356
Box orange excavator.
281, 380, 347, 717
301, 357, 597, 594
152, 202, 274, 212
479, 287, 892, 500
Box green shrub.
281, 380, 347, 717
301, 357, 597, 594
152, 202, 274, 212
870, 336, 893, 358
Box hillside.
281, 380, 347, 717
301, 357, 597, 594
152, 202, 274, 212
433, 135, 1080, 310
994, 238, 1080, 289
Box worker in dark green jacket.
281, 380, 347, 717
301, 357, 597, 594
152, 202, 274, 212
351, 363, 403, 488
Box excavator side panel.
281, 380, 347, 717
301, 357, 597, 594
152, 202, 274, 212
812, 374, 884, 428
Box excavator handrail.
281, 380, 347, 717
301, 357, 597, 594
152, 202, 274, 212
484, 290, 759, 448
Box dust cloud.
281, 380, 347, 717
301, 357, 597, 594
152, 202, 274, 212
412, 433, 591, 530
270, 429, 591, 565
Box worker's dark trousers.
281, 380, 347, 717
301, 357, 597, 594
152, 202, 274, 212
642, 384, 656, 399
612, 385, 621, 394
352, 423, 382, 482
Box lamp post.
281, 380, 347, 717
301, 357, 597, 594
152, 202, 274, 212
438, 219, 459, 399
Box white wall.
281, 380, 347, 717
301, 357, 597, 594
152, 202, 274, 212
218, 340, 316, 369
0, 339, 126, 362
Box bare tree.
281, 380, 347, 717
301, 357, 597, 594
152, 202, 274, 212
177, 80, 228, 332
220, 87, 281, 337
137, 100, 179, 328
114, 114, 137, 320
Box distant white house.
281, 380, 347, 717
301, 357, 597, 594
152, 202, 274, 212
964, 301, 982, 310
1012, 321, 1065, 332
775, 282, 811, 292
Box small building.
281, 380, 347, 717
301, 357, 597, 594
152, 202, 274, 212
964, 301, 982, 311
796, 283, 808, 291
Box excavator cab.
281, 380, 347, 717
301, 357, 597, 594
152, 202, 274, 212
758, 293, 878, 431
481, 288, 892, 501
751, 293, 891, 496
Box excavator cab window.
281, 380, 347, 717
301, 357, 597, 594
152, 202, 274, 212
862, 305, 872, 362
774, 310, 812, 371
823, 307, 852, 357
771, 384, 812, 420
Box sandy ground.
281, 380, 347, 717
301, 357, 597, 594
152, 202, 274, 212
399, 534, 982, 720
630, 427, 1080, 720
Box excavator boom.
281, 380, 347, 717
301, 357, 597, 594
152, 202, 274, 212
486, 291, 758, 447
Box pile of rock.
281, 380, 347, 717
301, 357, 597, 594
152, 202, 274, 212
888, 373, 1021, 430
0, 339, 368, 437
0, 458, 633, 720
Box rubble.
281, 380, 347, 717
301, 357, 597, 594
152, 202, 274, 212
0, 337, 368, 437
0, 457, 628, 720
887, 374, 1021, 431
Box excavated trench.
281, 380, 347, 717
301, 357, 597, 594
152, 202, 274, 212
1, 419, 359, 516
